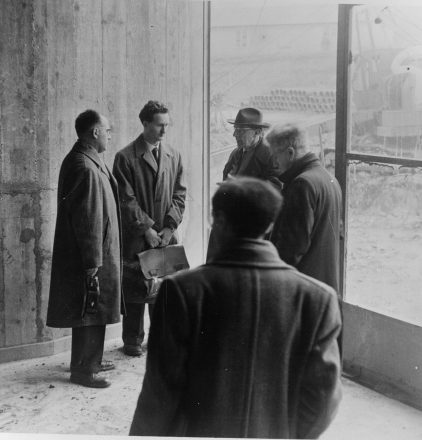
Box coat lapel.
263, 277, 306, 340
134, 135, 159, 174
143, 149, 158, 174
230, 148, 243, 175
238, 147, 255, 174
154, 142, 173, 198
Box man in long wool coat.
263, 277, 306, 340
266, 123, 342, 293
130, 177, 342, 439
47, 109, 122, 388
113, 100, 186, 356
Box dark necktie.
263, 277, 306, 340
152, 147, 159, 165
238, 149, 245, 166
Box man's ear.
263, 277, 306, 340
287, 146, 296, 162
92, 127, 99, 139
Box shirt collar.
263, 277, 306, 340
145, 140, 160, 152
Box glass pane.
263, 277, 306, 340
350, 5, 422, 159
345, 161, 422, 325
210, 1, 338, 196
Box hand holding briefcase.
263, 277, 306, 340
137, 244, 190, 303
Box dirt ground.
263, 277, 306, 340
0, 338, 145, 436
347, 214, 422, 326
1, 338, 422, 440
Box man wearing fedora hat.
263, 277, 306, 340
207, 108, 281, 262
223, 107, 280, 187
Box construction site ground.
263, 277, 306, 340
1, 336, 422, 439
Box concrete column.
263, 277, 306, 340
0, 0, 209, 362
0, 0, 64, 356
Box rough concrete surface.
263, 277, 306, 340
0, 338, 144, 436
1, 337, 422, 439
0, 0, 207, 358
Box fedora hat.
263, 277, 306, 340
227, 107, 270, 128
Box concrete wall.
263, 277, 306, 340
0, 0, 209, 361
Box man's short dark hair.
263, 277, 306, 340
139, 100, 168, 123
212, 177, 283, 238
75, 109, 101, 137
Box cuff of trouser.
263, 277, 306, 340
70, 362, 100, 375
122, 338, 144, 347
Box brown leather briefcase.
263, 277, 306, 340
137, 244, 190, 303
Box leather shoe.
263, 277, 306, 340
99, 360, 115, 372
70, 372, 111, 388
123, 344, 142, 357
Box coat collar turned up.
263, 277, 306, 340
208, 238, 291, 269
72, 140, 111, 177
279, 152, 320, 185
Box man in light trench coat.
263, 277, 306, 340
113, 100, 186, 357
47, 109, 122, 388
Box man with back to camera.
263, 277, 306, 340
130, 177, 342, 439
113, 100, 186, 357
266, 123, 342, 293
47, 109, 122, 388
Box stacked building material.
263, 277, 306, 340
247, 88, 336, 113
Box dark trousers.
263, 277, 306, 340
122, 303, 154, 347
71, 325, 106, 375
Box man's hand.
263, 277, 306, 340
145, 227, 162, 248
158, 227, 174, 247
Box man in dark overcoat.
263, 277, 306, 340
113, 100, 186, 356
222, 107, 280, 187
130, 177, 342, 439
208, 107, 281, 261
47, 109, 122, 388
267, 123, 342, 293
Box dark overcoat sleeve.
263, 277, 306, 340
66, 164, 103, 269
272, 178, 315, 265
297, 291, 342, 439
257, 144, 283, 190
222, 149, 237, 180
164, 153, 186, 229
129, 277, 189, 436
113, 152, 155, 233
